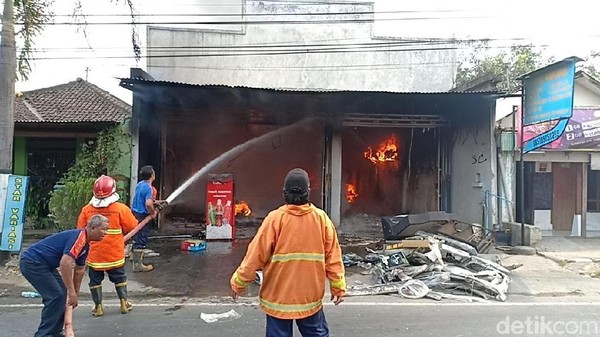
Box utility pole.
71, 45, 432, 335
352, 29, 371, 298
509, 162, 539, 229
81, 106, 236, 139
85, 67, 90, 81
0, 0, 16, 174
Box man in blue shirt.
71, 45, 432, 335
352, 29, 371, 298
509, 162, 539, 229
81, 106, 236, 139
131, 165, 158, 272
20, 214, 109, 337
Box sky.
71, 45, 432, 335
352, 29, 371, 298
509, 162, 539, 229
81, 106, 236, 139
10, 0, 600, 104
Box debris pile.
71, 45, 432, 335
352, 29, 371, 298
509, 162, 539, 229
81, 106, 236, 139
345, 212, 515, 302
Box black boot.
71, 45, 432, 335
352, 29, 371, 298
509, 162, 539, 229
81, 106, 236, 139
89, 285, 104, 317
115, 282, 133, 314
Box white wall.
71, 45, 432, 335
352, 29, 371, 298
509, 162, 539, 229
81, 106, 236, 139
574, 85, 600, 107
146, 1, 457, 93
450, 106, 496, 226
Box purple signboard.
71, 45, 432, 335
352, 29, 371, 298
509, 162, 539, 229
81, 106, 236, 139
518, 108, 600, 150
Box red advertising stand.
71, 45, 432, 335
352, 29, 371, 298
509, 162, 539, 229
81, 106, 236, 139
206, 174, 235, 240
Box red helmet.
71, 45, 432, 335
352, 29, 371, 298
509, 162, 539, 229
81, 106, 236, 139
93, 175, 116, 199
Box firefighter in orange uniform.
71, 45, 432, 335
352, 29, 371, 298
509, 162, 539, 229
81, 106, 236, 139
230, 168, 346, 337
77, 175, 138, 316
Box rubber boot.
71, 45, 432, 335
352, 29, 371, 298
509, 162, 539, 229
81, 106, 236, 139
89, 285, 104, 317
132, 249, 154, 272
115, 282, 133, 314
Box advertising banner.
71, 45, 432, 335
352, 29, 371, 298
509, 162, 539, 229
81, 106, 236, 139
0, 175, 29, 252
205, 174, 235, 240
517, 107, 600, 150
522, 59, 576, 152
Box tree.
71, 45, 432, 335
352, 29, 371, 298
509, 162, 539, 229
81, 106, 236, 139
0, 0, 17, 173
49, 125, 131, 231
455, 43, 551, 92
582, 51, 600, 80
0, 0, 140, 172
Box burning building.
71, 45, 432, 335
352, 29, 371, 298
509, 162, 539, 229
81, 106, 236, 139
121, 69, 498, 232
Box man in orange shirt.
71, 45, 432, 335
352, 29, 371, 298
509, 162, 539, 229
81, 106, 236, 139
230, 168, 346, 337
77, 175, 138, 317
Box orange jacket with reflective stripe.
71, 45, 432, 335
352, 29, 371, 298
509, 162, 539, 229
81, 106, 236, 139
230, 203, 346, 319
77, 202, 138, 271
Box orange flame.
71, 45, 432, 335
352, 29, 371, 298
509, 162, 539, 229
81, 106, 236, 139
364, 135, 398, 164
346, 184, 359, 203
235, 201, 252, 217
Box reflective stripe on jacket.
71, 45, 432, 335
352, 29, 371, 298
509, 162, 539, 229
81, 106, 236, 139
231, 203, 346, 319
77, 202, 138, 271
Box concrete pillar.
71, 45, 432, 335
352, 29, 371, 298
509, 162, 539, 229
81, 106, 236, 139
129, 118, 139, 207
330, 132, 343, 227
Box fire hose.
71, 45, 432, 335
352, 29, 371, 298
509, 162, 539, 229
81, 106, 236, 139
123, 201, 169, 242
63, 201, 169, 336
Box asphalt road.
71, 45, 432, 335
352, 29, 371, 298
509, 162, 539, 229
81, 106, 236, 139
3, 299, 600, 337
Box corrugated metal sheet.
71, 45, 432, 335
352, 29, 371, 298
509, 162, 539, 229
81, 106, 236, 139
119, 77, 499, 95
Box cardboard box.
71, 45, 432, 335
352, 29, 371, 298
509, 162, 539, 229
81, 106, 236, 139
384, 239, 431, 251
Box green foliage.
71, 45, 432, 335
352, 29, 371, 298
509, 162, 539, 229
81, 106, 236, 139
14, 0, 140, 80
25, 182, 52, 229
582, 51, 600, 80
14, 0, 53, 80
72, 0, 141, 60
455, 43, 550, 92
48, 125, 131, 231
48, 178, 95, 232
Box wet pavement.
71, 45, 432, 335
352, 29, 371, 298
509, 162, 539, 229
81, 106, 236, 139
0, 214, 385, 301
128, 216, 383, 298
131, 238, 260, 298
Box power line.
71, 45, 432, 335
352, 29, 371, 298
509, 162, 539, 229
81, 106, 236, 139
16, 15, 497, 26
22, 40, 455, 52
47, 9, 481, 18
27, 43, 544, 61
18, 35, 600, 55
145, 60, 458, 71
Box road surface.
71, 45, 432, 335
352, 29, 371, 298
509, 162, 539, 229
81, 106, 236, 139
3, 298, 600, 336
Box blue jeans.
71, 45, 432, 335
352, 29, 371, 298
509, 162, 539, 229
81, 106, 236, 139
20, 257, 66, 337
132, 211, 151, 249
266, 309, 329, 337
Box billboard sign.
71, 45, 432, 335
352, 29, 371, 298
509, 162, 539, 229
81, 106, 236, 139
517, 108, 600, 150
522, 59, 577, 152
0, 175, 29, 252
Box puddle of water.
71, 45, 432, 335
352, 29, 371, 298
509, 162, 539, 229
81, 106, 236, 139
130, 239, 259, 297
130, 230, 381, 296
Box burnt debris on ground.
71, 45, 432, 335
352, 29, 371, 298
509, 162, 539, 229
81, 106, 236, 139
343, 211, 517, 302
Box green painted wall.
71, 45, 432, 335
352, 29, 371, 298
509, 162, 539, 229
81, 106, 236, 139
12, 137, 27, 175
108, 120, 133, 202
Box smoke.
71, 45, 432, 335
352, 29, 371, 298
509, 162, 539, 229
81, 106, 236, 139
165, 117, 319, 204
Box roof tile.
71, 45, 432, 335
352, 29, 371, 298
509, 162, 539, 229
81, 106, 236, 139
15, 78, 131, 123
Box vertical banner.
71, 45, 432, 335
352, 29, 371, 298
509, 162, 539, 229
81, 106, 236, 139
522, 58, 577, 153
205, 174, 235, 240
0, 175, 29, 252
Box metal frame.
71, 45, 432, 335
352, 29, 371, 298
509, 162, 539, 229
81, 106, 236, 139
342, 114, 447, 128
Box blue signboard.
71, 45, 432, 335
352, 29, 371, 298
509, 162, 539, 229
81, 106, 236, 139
0, 175, 29, 252
522, 59, 577, 153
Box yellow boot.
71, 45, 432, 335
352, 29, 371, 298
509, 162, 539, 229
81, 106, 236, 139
132, 249, 154, 272
90, 285, 104, 317
115, 282, 133, 314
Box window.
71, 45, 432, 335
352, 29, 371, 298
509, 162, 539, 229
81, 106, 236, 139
588, 168, 600, 211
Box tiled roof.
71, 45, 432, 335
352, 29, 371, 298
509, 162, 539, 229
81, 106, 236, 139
15, 78, 131, 123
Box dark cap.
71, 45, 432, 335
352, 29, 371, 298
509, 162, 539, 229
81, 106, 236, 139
284, 168, 310, 194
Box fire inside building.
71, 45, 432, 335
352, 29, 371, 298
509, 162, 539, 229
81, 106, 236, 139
120, 69, 498, 235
